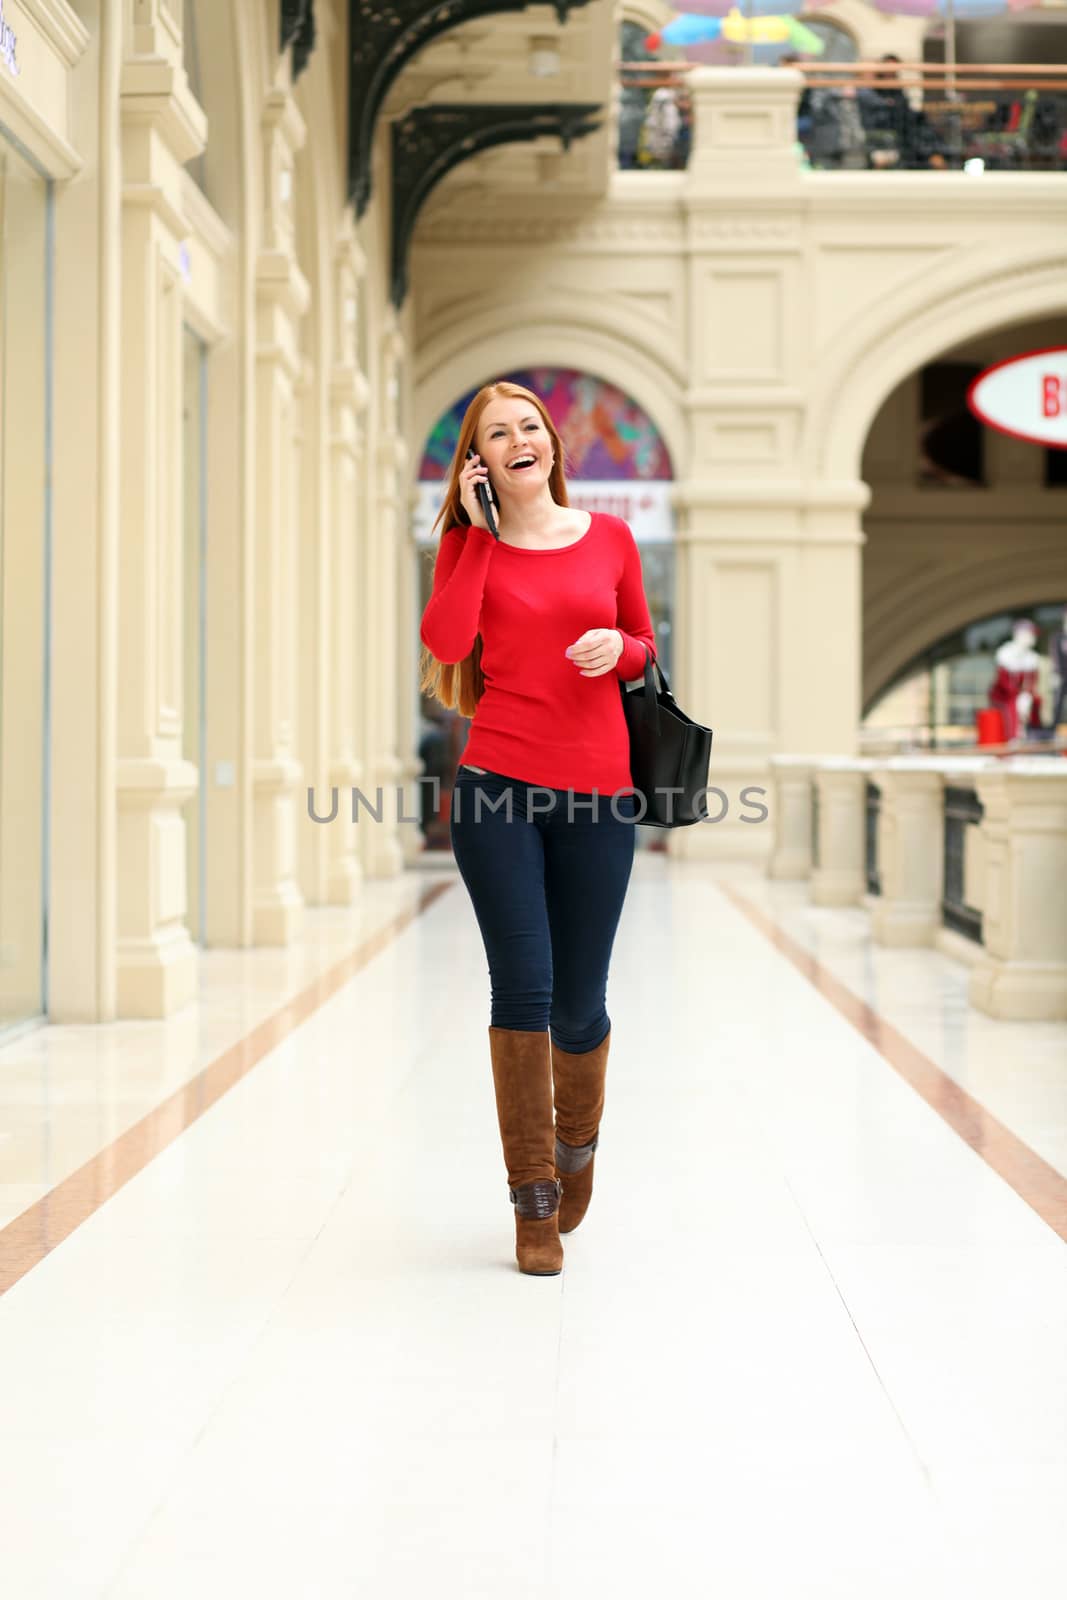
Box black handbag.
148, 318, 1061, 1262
620, 645, 713, 827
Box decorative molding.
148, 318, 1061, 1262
120, 58, 208, 166
689, 216, 798, 242
348, 0, 593, 216
391, 102, 601, 306
416, 211, 683, 248
281, 0, 316, 80
16, 0, 90, 65
180, 170, 234, 261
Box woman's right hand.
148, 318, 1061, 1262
460, 453, 494, 533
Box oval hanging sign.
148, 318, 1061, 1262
967, 346, 1067, 451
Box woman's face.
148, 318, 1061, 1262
476, 397, 553, 500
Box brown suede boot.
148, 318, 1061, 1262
552, 1027, 611, 1234
487, 1026, 564, 1276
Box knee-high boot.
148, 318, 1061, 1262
487, 1026, 564, 1276
552, 1027, 610, 1234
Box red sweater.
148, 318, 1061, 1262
420, 512, 656, 794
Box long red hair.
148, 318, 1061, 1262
419, 382, 570, 717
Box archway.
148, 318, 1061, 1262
414, 305, 687, 478
859, 312, 1067, 728
812, 250, 1067, 482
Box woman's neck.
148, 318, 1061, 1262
496, 492, 567, 542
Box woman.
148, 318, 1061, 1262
419, 381, 656, 1277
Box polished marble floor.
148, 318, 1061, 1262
1, 856, 1065, 1598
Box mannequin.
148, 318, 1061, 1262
1051, 611, 1067, 732
989, 619, 1043, 741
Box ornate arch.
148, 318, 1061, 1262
414, 304, 688, 477
812, 248, 1067, 480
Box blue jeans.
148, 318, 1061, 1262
449, 767, 638, 1052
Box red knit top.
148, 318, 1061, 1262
420, 512, 656, 795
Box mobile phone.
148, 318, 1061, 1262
466, 447, 499, 539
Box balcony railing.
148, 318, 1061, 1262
617, 61, 1067, 173
942, 784, 985, 943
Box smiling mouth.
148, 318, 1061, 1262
507, 456, 537, 471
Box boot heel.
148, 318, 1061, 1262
487, 1027, 563, 1276
510, 1179, 564, 1275
555, 1134, 598, 1234
552, 1028, 611, 1235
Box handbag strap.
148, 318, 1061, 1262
636, 644, 665, 735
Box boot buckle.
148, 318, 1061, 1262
509, 1178, 563, 1218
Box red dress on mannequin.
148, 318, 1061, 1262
989, 664, 1041, 741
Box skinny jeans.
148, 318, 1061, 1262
449, 766, 638, 1053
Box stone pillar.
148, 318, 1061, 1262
869, 758, 945, 946
811, 758, 874, 907
360, 315, 405, 878
767, 756, 816, 879
398, 485, 427, 867
969, 761, 1067, 1021
324, 225, 368, 902
252, 85, 309, 941
670, 68, 867, 864
115, 2, 206, 1014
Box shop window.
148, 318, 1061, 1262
864, 602, 1066, 741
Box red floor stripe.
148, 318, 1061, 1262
721, 883, 1067, 1247
0, 880, 456, 1298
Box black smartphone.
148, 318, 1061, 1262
466, 447, 499, 539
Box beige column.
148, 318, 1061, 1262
969, 761, 1067, 1021
115, 2, 207, 1014
323, 225, 368, 902
49, 1, 114, 1019
360, 316, 405, 878
398, 485, 427, 867
811, 758, 874, 907
395, 297, 424, 869
669, 68, 866, 864
252, 84, 309, 941
767, 756, 816, 880
869, 758, 945, 946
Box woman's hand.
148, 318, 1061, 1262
460, 453, 494, 532
565, 629, 624, 678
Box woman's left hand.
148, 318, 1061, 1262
565, 629, 624, 678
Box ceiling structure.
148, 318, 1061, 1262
346, 0, 619, 301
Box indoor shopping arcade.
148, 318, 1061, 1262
0, 1, 1065, 1595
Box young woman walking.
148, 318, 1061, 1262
419, 382, 656, 1277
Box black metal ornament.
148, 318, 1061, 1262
349, 0, 594, 216
390, 101, 601, 306
281, 0, 317, 80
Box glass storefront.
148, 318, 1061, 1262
863, 602, 1067, 745
0, 134, 50, 1031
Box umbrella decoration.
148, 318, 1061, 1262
646, 9, 826, 51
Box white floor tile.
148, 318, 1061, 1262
0, 859, 1063, 1599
